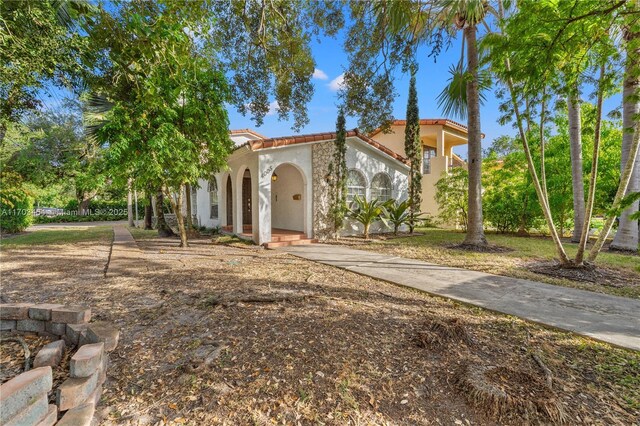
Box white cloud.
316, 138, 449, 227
312, 68, 328, 80
328, 74, 345, 92
266, 100, 280, 116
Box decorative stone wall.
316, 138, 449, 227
0, 303, 119, 426
311, 141, 336, 241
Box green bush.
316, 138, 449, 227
1, 177, 34, 233
33, 213, 127, 224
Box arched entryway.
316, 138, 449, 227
226, 175, 233, 226
270, 163, 305, 233
242, 169, 252, 226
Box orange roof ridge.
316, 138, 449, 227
243, 129, 409, 165
229, 129, 268, 139
368, 118, 470, 137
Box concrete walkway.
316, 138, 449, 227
280, 244, 640, 351
106, 225, 145, 277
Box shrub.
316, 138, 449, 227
348, 196, 388, 239
381, 199, 411, 235
0, 173, 34, 233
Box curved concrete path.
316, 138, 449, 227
280, 244, 640, 351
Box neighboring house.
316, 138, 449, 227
369, 119, 469, 217
191, 119, 468, 246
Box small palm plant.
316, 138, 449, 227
381, 199, 411, 235
348, 196, 387, 239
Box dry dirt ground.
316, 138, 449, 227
1, 233, 639, 425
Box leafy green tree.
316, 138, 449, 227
348, 196, 387, 239
487, 0, 631, 265
483, 152, 540, 234
0, 0, 91, 143
88, 1, 232, 247
209, 0, 343, 131
329, 108, 348, 238
404, 71, 422, 233
434, 167, 468, 231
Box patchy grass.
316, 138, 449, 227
0, 226, 113, 247
343, 228, 640, 299
1, 235, 638, 424
127, 226, 160, 240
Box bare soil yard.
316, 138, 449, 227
1, 229, 639, 425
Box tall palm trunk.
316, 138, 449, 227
568, 91, 585, 243
461, 24, 487, 247
611, 26, 640, 251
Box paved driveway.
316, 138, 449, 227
280, 244, 640, 351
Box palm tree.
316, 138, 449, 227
610, 22, 640, 252
348, 196, 387, 239
436, 0, 491, 247
380, 0, 490, 247
381, 199, 411, 235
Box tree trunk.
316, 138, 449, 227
611, 26, 640, 251
568, 91, 585, 243
503, 60, 570, 264
575, 65, 605, 265
364, 223, 370, 240
155, 189, 175, 237
78, 197, 90, 216
185, 183, 194, 231
462, 24, 487, 247
144, 192, 153, 230
165, 184, 188, 247
127, 178, 135, 227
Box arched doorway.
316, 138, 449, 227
242, 169, 252, 226
226, 175, 233, 226
270, 163, 305, 233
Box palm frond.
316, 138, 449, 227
437, 64, 491, 120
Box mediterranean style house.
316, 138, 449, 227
191, 119, 468, 247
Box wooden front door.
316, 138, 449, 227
226, 176, 233, 226
242, 176, 252, 225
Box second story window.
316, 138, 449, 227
423, 146, 436, 174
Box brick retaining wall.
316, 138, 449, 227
0, 303, 119, 426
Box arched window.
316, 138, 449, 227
208, 177, 218, 219
371, 173, 392, 202
346, 169, 366, 203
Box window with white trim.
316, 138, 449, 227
346, 169, 366, 203
208, 177, 218, 219
423, 146, 436, 174
371, 173, 392, 202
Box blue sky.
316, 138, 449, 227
228, 28, 623, 159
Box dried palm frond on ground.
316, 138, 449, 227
413, 317, 473, 348
455, 363, 567, 424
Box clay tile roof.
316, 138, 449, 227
241, 129, 409, 166
368, 118, 471, 137
229, 128, 268, 139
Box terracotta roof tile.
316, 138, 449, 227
238, 129, 409, 165
368, 118, 472, 137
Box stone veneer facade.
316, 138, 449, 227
311, 141, 336, 241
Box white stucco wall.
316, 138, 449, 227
271, 164, 305, 232
257, 143, 313, 244
342, 137, 410, 236
192, 135, 410, 243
